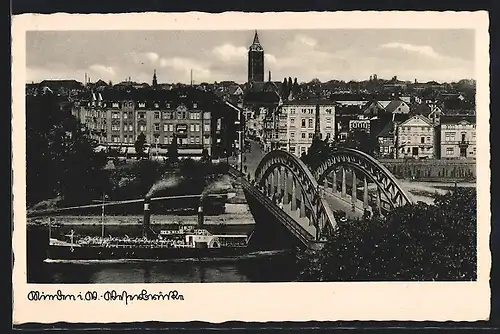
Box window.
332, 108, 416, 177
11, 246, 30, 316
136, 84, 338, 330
154, 103, 159, 108
138, 102, 146, 108
163, 124, 169, 132
112, 102, 119, 108
195, 136, 200, 144
193, 103, 198, 109
204, 124, 210, 132
421, 137, 425, 144
308, 119, 313, 128
154, 112, 160, 119
112, 135, 120, 143
461, 133, 466, 142
325, 109, 332, 114
203, 112, 210, 119
123, 113, 128, 119
112, 112, 120, 119
445, 132, 455, 142
190, 137, 195, 144
203, 137, 210, 145
301, 119, 306, 128
290, 118, 295, 127
426, 136, 430, 142
139, 125, 146, 132
164, 137, 170, 144
300, 147, 306, 153
166, 103, 171, 108
129, 125, 133, 132
190, 124, 200, 132
308, 133, 313, 139
154, 124, 160, 132
290, 132, 295, 138
123, 125, 128, 132
190, 112, 201, 120
290, 147, 296, 153
138, 113, 146, 119
111, 125, 120, 131
301, 133, 306, 139
446, 147, 454, 156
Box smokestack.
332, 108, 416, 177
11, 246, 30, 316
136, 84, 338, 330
197, 198, 204, 228
143, 197, 151, 237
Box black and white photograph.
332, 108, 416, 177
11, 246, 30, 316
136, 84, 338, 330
13, 11, 490, 323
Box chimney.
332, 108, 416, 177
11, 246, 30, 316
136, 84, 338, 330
197, 198, 204, 228
268, 70, 271, 82
143, 197, 151, 237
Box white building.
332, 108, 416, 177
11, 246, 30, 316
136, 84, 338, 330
278, 100, 336, 157
396, 115, 436, 159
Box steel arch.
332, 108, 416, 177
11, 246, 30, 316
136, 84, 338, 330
255, 150, 338, 239
313, 148, 413, 208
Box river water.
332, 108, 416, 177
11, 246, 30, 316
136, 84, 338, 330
27, 194, 304, 283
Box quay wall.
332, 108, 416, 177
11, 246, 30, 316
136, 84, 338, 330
378, 159, 476, 182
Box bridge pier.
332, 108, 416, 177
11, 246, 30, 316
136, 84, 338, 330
341, 167, 347, 198
363, 177, 369, 209
332, 170, 337, 193
351, 170, 357, 207
291, 178, 297, 211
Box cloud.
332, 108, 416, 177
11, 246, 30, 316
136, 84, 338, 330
379, 42, 442, 59
293, 34, 317, 48
128, 51, 161, 65
88, 64, 116, 78
159, 57, 211, 80
212, 44, 247, 62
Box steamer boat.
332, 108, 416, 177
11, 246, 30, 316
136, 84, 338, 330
46, 198, 253, 261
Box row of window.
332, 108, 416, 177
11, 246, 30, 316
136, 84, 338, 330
110, 123, 211, 133
285, 108, 333, 115
110, 135, 211, 145
108, 102, 199, 109
110, 111, 210, 120
443, 132, 476, 142
400, 136, 432, 144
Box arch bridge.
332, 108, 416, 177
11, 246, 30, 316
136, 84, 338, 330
251, 148, 413, 249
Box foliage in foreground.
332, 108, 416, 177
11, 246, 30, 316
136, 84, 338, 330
296, 188, 477, 281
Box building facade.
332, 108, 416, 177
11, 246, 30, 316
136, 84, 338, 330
248, 31, 265, 83
395, 115, 436, 159
278, 101, 336, 157
71, 88, 238, 158
439, 115, 476, 160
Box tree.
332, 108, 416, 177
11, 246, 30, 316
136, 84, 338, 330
134, 132, 147, 159
301, 137, 333, 170
296, 188, 477, 281
26, 94, 108, 206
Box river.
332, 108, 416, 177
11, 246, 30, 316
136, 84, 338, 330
27, 192, 304, 284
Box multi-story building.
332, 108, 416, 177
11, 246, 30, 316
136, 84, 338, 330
71, 87, 239, 158
438, 115, 476, 160
278, 100, 336, 157
395, 115, 436, 159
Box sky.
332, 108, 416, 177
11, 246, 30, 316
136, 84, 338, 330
26, 29, 475, 85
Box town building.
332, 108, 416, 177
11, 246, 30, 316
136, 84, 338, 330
71, 87, 240, 159
395, 114, 436, 159
278, 100, 336, 157
438, 115, 476, 160
248, 31, 265, 83
376, 121, 396, 158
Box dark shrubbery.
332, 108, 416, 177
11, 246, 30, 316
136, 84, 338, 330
296, 188, 477, 281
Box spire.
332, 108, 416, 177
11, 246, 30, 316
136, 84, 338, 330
253, 30, 260, 45
268, 70, 271, 82
152, 69, 158, 87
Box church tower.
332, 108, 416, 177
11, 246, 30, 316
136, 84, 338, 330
152, 69, 158, 87
248, 30, 265, 83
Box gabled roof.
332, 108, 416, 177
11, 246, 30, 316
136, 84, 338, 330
411, 103, 431, 116
398, 114, 433, 127
440, 115, 476, 124
377, 121, 395, 138
384, 99, 408, 114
